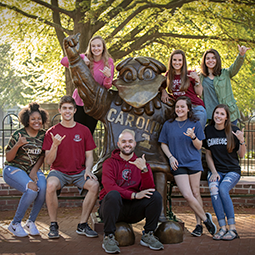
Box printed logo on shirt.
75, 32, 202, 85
173, 79, 185, 96
22, 144, 42, 165
122, 169, 131, 181
74, 134, 82, 142
207, 138, 227, 147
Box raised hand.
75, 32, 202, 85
50, 132, 66, 147
184, 127, 196, 139
232, 128, 245, 143
99, 66, 111, 78
238, 45, 251, 56
63, 33, 81, 58
187, 71, 200, 83
129, 154, 146, 170
17, 133, 28, 147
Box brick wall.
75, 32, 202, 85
1, 179, 255, 211
171, 180, 255, 207
0, 183, 85, 211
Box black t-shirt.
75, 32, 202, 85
203, 125, 241, 174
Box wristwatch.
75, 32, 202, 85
141, 167, 148, 173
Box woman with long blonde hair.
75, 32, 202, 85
61, 35, 114, 134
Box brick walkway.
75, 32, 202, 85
0, 206, 254, 255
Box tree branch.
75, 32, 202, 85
110, 30, 255, 59
51, 0, 66, 52
91, 0, 116, 18
31, 0, 75, 17
92, 0, 133, 33
0, 1, 73, 34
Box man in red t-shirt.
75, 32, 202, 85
42, 96, 99, 239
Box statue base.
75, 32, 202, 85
155, 220, 184, 244
91, 213, 135, 246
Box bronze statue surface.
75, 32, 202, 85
64, 34, 175, 221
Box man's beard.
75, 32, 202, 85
120, 146, 134, 156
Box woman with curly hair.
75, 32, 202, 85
3, 102, 48, 237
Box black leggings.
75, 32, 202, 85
99, 190, 162, 235
74, 105, 97, 135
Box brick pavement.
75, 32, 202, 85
0, 206, 255, 255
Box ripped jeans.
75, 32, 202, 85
3, 165, 46, 224
207, 171, 240, 227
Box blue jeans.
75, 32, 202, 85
207, 171, 240, 227
192, 105, 207, 129
3, 165, 46, 224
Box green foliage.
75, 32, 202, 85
0, 44, 31, 108
245, 150, 255, 159
0, 0, 255, 114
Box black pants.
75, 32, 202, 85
74, 105, 97, 135
99, 190, 162, 236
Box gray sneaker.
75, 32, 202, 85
102, 234, 120, 254
140, 231, 164, 250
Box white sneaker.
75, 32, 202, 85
8, 222, 28, 237
23, 220, 40, 236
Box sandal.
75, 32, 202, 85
213, 228, 228, 240
222, 229, 239, 241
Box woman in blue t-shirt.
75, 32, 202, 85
159, 96, 216, 237
203, 104, 245, 240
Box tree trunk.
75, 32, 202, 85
65, 68, 74, 96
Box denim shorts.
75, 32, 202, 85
47, 170, 89, 196
171, 167, 201, 176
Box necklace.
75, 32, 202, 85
177, 119, 187, 129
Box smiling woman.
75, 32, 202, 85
200, 45, 250, 124
3, 102, 48, 237
203, 104, 246, 240
160, 50, 207, 129
159, 96, 217, 237
60, 35, 115, 135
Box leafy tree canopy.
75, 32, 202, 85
0, 0, 254, 115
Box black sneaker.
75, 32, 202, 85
48, 223, 59, 239
191, 224, 203, 237
203, 212, 217, 236
76, 222, 98, 237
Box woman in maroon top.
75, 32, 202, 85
161, 50, 207, 129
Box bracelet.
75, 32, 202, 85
195, 81, 200, 86
192, 136, 197, 140
134, 193, 137, 199
168, 155, 173, 159
240, 141, 245, 145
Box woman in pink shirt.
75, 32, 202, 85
61, 35, 114, 134
161, 50, 206, 129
